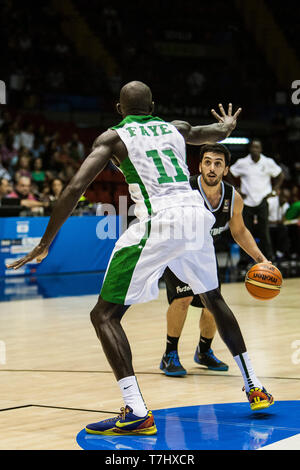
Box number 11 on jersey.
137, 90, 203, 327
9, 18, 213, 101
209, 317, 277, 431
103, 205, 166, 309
146, 149, 188, 184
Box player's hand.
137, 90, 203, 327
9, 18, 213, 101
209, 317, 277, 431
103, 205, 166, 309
211, 103, 242, 134
6, 244, 49, 270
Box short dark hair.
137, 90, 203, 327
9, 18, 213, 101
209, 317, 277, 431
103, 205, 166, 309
199, 143, 231, 166
249, 139, 262, 148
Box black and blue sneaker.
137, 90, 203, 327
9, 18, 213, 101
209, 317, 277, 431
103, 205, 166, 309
160, 351, 187, 376
194, 346, 229, 371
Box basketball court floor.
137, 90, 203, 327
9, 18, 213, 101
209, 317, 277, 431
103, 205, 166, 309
0, 277, 299, 450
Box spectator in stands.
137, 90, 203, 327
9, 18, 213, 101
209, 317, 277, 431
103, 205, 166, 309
44, 138, 60, 169
8, 176, 37, 201
11, 120, 22, 151
8, 175, 50, 212
14, 153, 32, 181
58, 162, 76, 183
68, 133, 85, 161
187, 70, 206, 97
9, 66, 25, 105
34, 124, 47, 147
31, 157, 46, 191
0, 177, 11, 202
229, 139, 284, 267
291, 185, 300, 203
31, 138, 43, 159
268, 189, 291, 260
0, 111, 12, 134
284, 193, 300, 260
0, 133, 18, 168
41, 178, 64, 216
20, 122, 35, 150
0, 161, 11, 181
0, 135, 12, 181
18, 31, 32, 51
49, 178, 64, 201
285, 199, 300, 221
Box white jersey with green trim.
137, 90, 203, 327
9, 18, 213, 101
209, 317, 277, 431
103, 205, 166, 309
112, 115, 205, 219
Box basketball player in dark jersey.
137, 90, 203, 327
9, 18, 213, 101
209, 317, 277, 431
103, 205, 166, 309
160, 143, 269, 376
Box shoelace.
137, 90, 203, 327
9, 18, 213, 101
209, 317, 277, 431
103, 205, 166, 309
102, 406, 128, 423
167, 351, 181, 367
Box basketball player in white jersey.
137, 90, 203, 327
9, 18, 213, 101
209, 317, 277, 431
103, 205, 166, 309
7, 81, 273, 436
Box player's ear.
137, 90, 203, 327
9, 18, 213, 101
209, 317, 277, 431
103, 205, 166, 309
150, 101, 155, 114
116, 103, 122, 115
224, 166, 229, 176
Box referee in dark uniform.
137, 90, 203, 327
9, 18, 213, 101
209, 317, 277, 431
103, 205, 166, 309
160, 143, 269, 376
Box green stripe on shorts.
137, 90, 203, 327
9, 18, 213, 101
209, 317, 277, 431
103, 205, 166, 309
100, 220, 151, 304
119, 157, 152, 216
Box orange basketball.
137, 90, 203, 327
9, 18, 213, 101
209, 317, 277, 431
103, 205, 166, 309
245, 263, 282, 300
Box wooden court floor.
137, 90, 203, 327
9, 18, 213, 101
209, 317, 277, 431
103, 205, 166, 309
0, 278, 299, 449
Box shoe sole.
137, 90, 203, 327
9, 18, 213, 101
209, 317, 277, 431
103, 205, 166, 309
160, 366, 187, 376
194, 357, 229, 371
85, 424, 157, 435
250, 399, 275, 411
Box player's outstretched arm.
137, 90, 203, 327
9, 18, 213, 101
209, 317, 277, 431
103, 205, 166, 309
6, 130, 116, 270
172, 103, 242, 145
229, 191, 270, 264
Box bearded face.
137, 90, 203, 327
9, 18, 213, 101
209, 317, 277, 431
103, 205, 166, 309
200, 152, 228, 186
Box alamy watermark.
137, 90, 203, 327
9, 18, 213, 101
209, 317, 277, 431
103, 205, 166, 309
291, 80, 300, 104
0, 341, 6, 365
291, 340, 300, 365
0, 80, 6, 104
95, 196, 209, 251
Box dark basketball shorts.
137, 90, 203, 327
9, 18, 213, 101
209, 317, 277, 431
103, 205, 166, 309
163, 265, 221, 308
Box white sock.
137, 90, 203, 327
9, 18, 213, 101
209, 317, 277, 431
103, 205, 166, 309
234, 352, 263, 392
118, 375, 148, 417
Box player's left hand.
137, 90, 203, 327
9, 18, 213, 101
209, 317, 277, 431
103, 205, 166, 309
211, 103, 242, 133
6, 244, 49, 270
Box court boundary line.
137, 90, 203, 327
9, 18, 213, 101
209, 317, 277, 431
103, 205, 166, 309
0, 404, 117, 414
0, 368, 299, 381
0, 404, 33, 413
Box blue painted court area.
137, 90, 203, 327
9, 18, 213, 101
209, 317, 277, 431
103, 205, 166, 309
76, 401, 300, 450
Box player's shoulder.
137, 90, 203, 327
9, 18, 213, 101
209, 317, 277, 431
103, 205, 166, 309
92, 129, 121, 149
261, 154, 277, 164
223, 181, 235, 205
170, 120, 191, 139
223, 180, 235, 191
232, 189, 244, 213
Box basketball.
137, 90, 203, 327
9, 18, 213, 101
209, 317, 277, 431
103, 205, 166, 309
245, 263, 282, 300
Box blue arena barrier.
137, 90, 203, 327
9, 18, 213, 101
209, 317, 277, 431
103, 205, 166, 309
0, 216, 121, 277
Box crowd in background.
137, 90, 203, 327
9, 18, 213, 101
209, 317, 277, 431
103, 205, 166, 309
0, 108, 300, 265
0, 0, 299, 266
1, 0, 298, 122
0, 110, 87, 213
